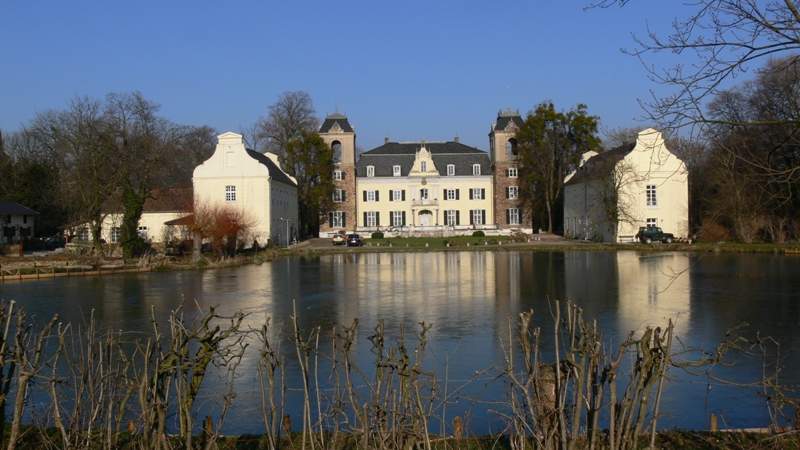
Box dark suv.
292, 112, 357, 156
636, 226, 675, 244
346, 234, 364, 247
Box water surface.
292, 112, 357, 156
1, 250, 798, 433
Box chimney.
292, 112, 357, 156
454, 136, 460, 143
384, 137, 389, 144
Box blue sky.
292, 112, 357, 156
1, 1, 690, 150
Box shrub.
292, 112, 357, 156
697, 219, 732, 242
472, 230, 485, 237
371, 231, 384, 239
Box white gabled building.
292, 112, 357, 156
563, 128, 689, 242
193, 132, 298, 246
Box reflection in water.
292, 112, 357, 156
0, 250, 797, 433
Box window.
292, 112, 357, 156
419, 188, 429, 200
225, 185, 236, 201
366, 165, 375, 177
332, 189, 345, 203
445, 210, 459, 226
391, 211, 405, 227
365, 211, 378, 227
646, 185, 657, 207
470, 188, 485, 200
330, 211, 345, 228
393, 165, 401, 177
3, 215, 9, 224
506, 138, 518, 157
507, 186, 519, 200
111, 227, 121, 243
137, 226, 149, 240
420, 161, 427, 172
646, 217, 657, 227
472, 164, 481, 176
390, 189, 405, 201
77, 227, 89, 242
331, 140, 342, 162
445, 189, 459, 200
470, 209, 486, 226
365, 190, 378, 202
447, 164, 455, 176
507, 208, 520, 225
333, 170, 343, 181
507, 167, 518, 178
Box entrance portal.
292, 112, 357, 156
418, 210, 433, 227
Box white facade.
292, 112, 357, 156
355, 145, 495, 235
73, 212, 189, 244
193, 132, 298, 246
564, 128, 689, 242
0, 205, 37, 244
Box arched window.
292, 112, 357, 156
505, 138, 518, 157
331, 140, 342, 162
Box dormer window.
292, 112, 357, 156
472, 164, 481, 176
393, 165, 401, 177
366, 165, 375, 177
225, 185, 237, 201
420, 161, 427, 172
447, 164, 455, 176
331, 141, 342, 162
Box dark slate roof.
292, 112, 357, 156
565, 143, 635, 186
246, 149, 297, 186
319, 113, 354, 133
0, 201, 39, 216
494, 115, 524, 131
356, 141, 491, 177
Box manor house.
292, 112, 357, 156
318, 110, 531, 237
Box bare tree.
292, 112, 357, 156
258, 91, 320, 161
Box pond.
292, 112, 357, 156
1, 250, 798, 435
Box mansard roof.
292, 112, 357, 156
319, 113, 354, 133
246, 149, 297, 186
357, 141, 490, 177
494, 113, 524, 131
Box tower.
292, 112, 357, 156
319, 113, 357, 235
490, 109, 530, 230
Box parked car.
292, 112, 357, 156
346, 234, 363, 247
636, 226, 675, 244
331, 231, 347, 246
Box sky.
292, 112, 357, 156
1, 1, 692, 151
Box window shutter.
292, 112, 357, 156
456, 189, 460, 200
402, 190, 406, 201
329, 212, 333, 226
481, 188, 485, 199
363, 191, 367, 202
481, 210, 486, 225
389, 191, 393, 202
363, 212, 367, 226
342, 191, 346, 202
470, 211, 474, 225
375, 190, 380, 202
506, 209, 510, 224
376, 212, 380, 227
342, 212, 346, 227
505, 187, 510, 199
469, 189, 474, 200
341, 171, 346, 180
402, 211, 406, 226
456, 210, 460, 225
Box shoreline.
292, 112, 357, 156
2, 240, 799, 283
